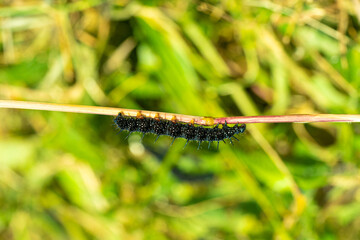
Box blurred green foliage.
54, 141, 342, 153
1, 0, 360, 239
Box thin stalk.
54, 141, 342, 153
0, 100, 207, 123
215, 115, 360, 124
1, 100, 360, 125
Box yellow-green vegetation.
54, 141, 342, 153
1, 1, 360, 239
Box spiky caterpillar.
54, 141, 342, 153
114, 113, 246, 149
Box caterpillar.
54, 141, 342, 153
114, 113, 246, 150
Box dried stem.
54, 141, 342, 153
1, 100, 360, 125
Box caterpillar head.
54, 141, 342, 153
235, 123, 246, 134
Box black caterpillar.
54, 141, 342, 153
114, 113, 246, 150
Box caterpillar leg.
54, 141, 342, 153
183, 140, 190, 149
154, 135, 160, 143
208, 141, 211, 149
141, 133, 146, 142
197, 141, 202, 150
170, 137, 176, 146
232, 136, 239, 141
217, 141, 220, 150
125, 131, 132, 140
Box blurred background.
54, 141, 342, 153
1, 0, 360, 239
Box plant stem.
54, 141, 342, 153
215, 114, 360, 124
1, 100, 360, 125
